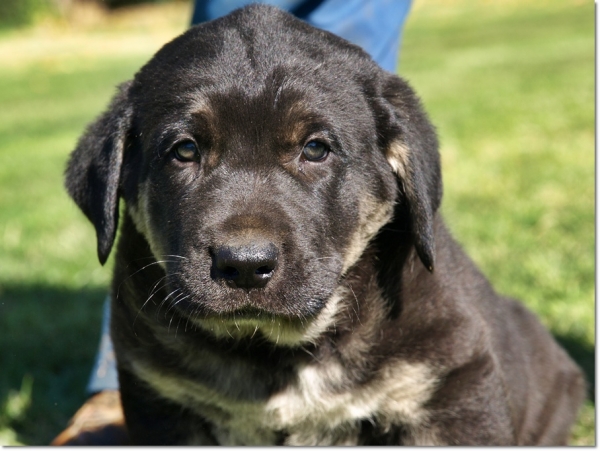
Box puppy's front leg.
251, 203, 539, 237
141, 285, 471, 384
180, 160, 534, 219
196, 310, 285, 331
118, 369, 217, 445
420, 355, 516, 446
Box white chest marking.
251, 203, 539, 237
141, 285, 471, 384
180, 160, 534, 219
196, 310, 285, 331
130, 357, 438, 446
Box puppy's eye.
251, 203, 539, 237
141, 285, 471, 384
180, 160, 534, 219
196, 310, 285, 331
173, 141, 199, 162
302, 140, 329, 162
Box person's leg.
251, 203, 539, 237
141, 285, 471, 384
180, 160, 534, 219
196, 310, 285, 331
192, 0, 412, 72
86, 298, 119, 395
299, 0, 411, 73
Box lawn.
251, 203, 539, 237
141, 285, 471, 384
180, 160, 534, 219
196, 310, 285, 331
0, 0, 594, 445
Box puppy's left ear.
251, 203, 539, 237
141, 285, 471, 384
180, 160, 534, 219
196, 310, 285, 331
65, 81, 133, 265
373, 73, 442, 272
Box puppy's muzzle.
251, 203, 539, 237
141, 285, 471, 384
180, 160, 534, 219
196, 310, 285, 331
211, 241, 279, 290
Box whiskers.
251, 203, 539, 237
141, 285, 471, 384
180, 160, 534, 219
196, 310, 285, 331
132, 274, 172, 326
123, 254, 187, 328
117, 255, 186, 294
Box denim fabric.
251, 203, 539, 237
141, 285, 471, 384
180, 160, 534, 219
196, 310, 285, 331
87, 298, 119, 393
192, 0, 412, 72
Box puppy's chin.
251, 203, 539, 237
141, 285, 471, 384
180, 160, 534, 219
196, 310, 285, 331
193, 315, 307, 346
191, 287, 347, 346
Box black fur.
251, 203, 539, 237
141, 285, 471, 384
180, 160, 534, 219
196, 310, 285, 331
65, 5, 585, 445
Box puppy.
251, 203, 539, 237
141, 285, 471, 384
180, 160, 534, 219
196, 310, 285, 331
65, 5, 585, 445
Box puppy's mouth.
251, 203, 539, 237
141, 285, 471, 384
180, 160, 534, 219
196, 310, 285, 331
191, 305, 286, 324
158, 273, 317, 317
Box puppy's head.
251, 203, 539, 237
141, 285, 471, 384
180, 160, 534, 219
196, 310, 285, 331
65, 5, 441, 343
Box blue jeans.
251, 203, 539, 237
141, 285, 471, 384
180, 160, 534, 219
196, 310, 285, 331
87, 0, 411, 395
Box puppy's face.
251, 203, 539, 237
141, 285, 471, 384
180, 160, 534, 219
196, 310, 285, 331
126, 35, 398, 338
66, 5, 441, 344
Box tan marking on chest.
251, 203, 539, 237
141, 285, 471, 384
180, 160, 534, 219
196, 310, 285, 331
129, 354, 438, 446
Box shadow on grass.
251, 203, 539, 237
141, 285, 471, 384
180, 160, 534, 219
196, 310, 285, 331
0, 283, 107, 445
0, 283, 594, 444
554, 333, 595, 403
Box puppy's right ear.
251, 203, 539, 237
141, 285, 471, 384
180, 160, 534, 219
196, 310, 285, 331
65, 81, 133, 265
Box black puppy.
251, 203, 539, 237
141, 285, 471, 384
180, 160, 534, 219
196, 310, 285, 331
65, 5, 585, 445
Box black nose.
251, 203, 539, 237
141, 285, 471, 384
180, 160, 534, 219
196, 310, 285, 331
212, 242, 279, 289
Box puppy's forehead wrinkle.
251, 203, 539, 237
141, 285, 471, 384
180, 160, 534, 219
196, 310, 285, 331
209, 168, 282, 203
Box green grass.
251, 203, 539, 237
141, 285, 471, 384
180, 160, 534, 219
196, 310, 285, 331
0, 0, 594, 445
0, 5, 190, 445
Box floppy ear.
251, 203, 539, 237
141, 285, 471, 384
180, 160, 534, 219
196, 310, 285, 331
65, 81, 133, 265
374, 73, 442, 272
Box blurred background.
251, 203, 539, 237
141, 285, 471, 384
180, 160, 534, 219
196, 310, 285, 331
0, 0, 594, 445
